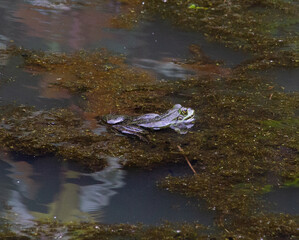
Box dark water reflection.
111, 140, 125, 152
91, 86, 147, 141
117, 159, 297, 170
264, 188, 299, 215
0, 56, 81, 109
0, 0, 122, 52
0, 151, 214, 225
268, 68, 299, 92
0, 0, 248, 81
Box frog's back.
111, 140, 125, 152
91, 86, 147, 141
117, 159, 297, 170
134, 113, 160, 121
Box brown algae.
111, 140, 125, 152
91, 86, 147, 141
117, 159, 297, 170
0, 47, 298, 239
0, 0, 298, 238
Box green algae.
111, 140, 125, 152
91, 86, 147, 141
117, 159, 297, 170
0, 215, 298, 240
283, 174, 299, 188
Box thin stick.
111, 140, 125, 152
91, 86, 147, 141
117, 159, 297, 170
177, 145, 197, 175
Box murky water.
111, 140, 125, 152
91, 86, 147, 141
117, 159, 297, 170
0, 151, 214, 225
0, 0, 298, 230
0, 56, 83, 109
267, 68, 299, 92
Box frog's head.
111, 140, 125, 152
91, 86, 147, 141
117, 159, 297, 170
172, 104, 195, 124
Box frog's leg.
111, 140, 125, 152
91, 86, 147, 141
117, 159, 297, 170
170, 123, 194, 134
113, 125, 146, 134
105, 115, 127, 124
112, 125, 149, 142
185, 123, 195, 129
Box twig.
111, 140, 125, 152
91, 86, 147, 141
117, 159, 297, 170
177, 145, 197, 175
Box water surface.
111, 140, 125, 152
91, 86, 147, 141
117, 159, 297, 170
0, 0, 298, 231
0, 152, 214, 225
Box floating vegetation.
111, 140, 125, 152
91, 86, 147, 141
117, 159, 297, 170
5, 46, 170, 115
0, 0, 298, 238
0, 215, 298, 240
157, 73, 299, 216
237, 50, 299, 71
0, 105, 110, 170
117, 0, 299, 52
109, 0, 299, 73
1, 46, 298, 215
0, 219, 210, 239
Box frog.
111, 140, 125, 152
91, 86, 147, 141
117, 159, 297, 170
100, 104, 195, 138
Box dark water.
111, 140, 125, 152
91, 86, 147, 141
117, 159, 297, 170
267, 68, 299, 92
264, 187, 299, 215
0, 152, 213, 225
0, 0, 298, 229
0, 56, 82, 109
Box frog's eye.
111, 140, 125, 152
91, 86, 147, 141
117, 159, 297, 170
180, 108, 188, 116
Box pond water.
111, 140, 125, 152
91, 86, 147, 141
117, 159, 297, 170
0, 0, 298, 233
267, 68, 299, 92
0, 152, 213, 225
